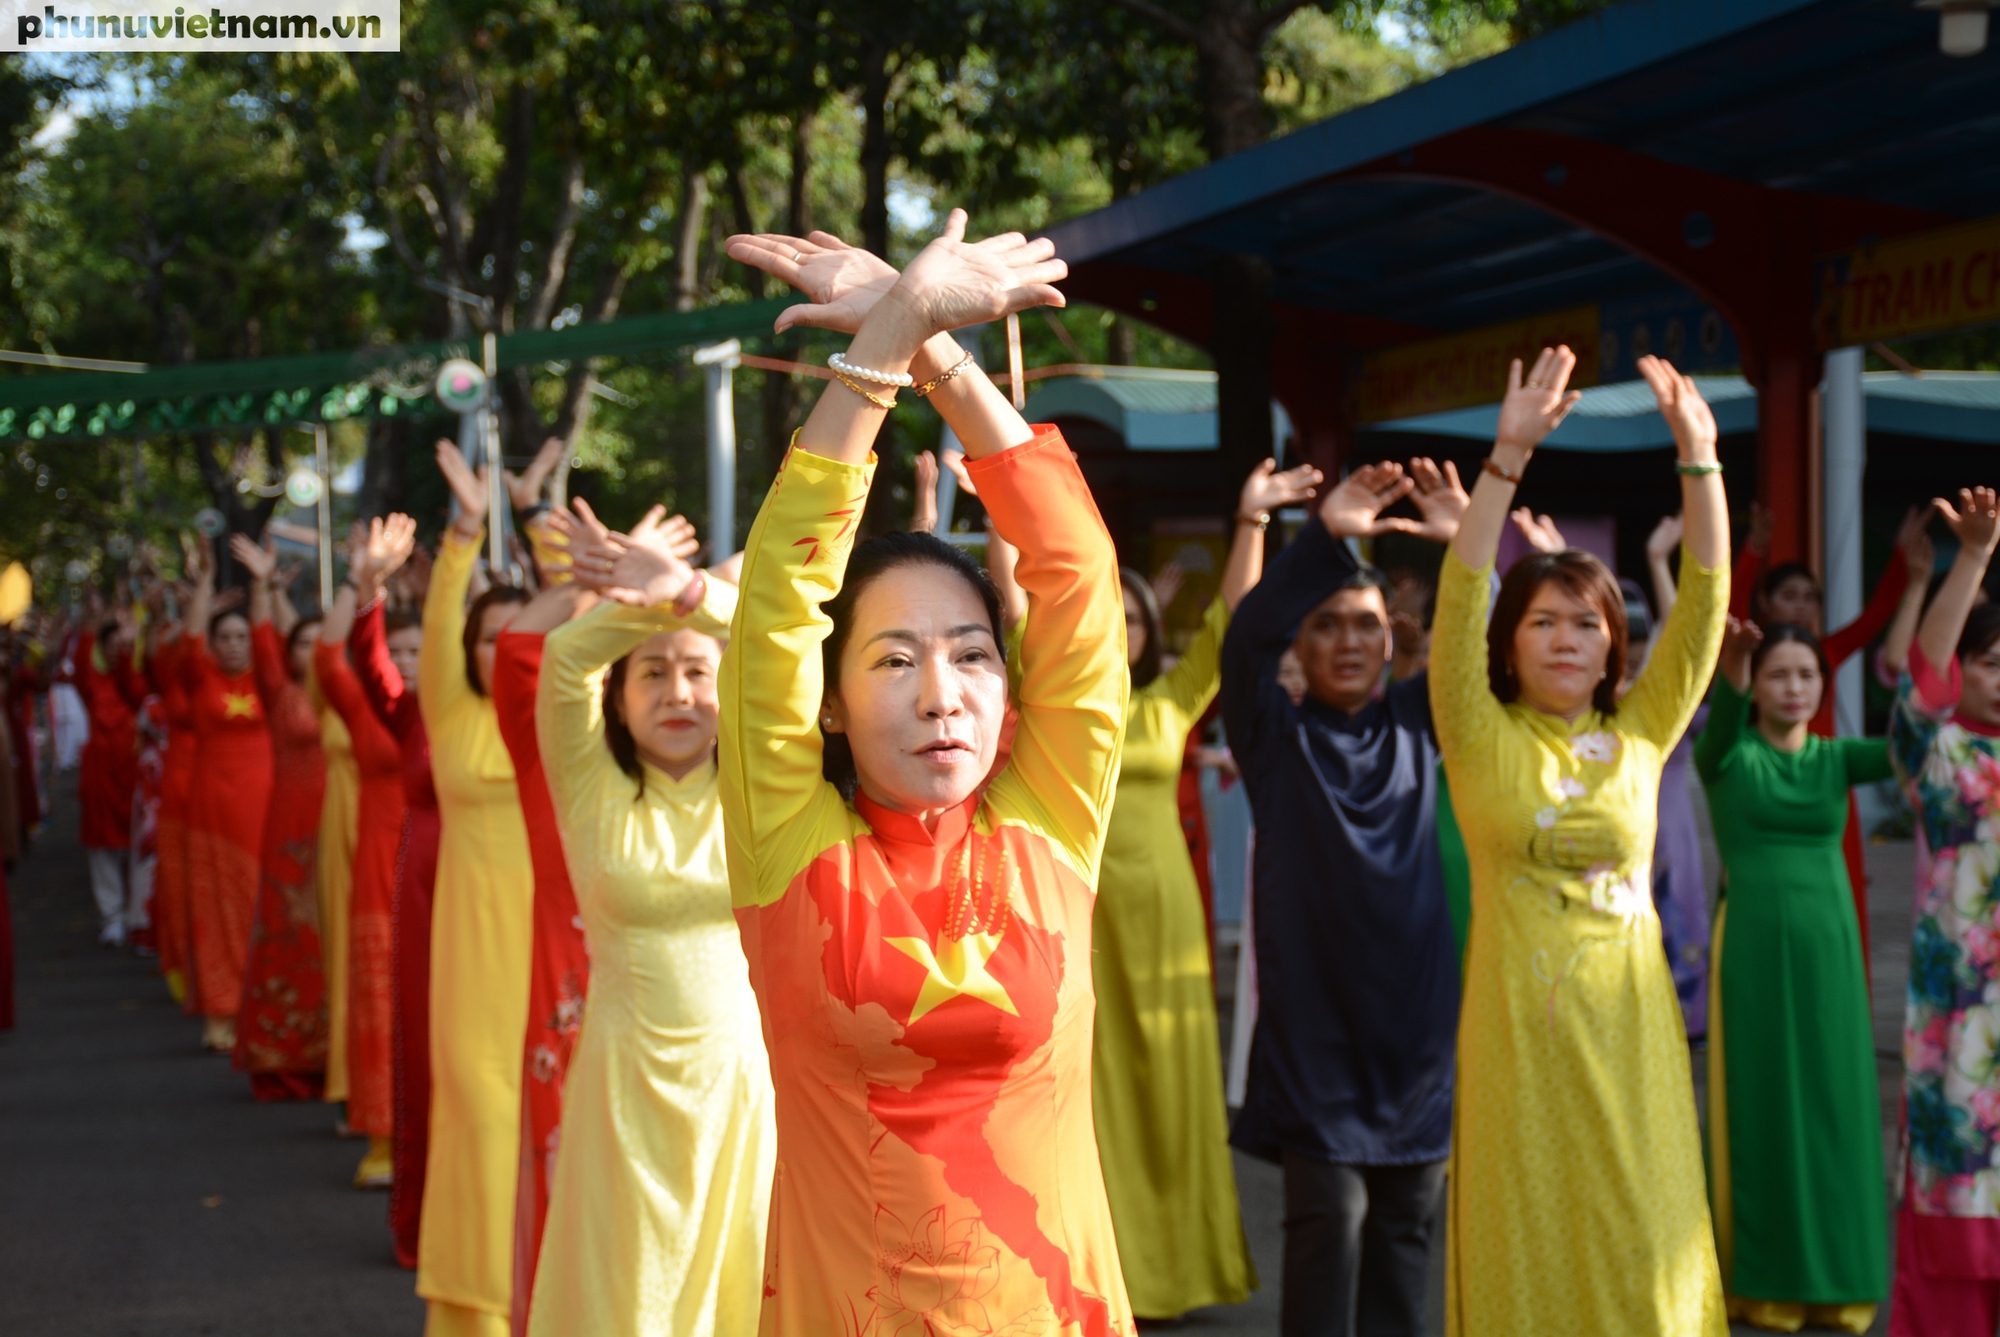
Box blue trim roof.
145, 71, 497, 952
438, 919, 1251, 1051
1045, 0, 2000, 339
1370, 372, 2000, 450
1046, 0, 1820, 266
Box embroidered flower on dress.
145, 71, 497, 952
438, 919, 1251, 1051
1535, 807, 1558, 830
554, 992, 584, 1036
1580, 861, 1649, 921
867, 1204, 1007, 1336
1569, 731, 1620, 764
529, 1044, 560, 1084
1553, 776, 1587, 799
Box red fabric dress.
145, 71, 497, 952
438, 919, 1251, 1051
233, 622, 328, 1100
9, 655, 47, 839
315, 636, 405, 1138
491, 629, 591, 1328
1730, 544, 1909, 972
72, 629, 140, 852
182, 636, 274, 1020
150, 639, 201, 1009
352, 597, 439, 1269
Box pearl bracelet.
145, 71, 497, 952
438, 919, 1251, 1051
829, 351, 914, 388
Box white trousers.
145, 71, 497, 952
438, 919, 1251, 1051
86, 847, 127, 943
127, 850, 155, 932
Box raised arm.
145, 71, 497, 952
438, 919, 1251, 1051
1829, 504, 1932, 669
1916, 486, 2000, 674
1220, 460, 1322, 611
974, 430, 1127, 878
1729, 504, 1771, 621
229, 533, 278, 630
1610, 358, 1730, 744
943, 451, 1027, 632
1882, 511, 1936, 680
718, 445, 875, 905
1695, 620, 1759, 784
420, 441, 490, 715
249, 621, 289, 704
1646, 514, 1684, 621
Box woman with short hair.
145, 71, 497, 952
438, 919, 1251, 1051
1429, 350, 1730, 1335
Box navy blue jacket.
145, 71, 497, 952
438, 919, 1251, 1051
1223, 517, 1459, 1166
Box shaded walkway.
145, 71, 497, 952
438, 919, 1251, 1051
0, 779, 423, 1336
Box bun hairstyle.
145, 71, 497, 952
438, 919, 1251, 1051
1119, 567, 1164, 690
461, 585, 530, 696
819, 531, 1006, 802
1488, 550, 1628, 716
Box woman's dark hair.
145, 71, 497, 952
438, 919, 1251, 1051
461, 585, 529, 696
285, 615, 323, 681
819, 531, 1005, 801
1746, 622, 1828, 723
1757, 561, 1821, 617
1119, 566, 1164, 689
602, 653, 646, 797
1488, 550, 1628, 716
209, 608, 249, 641
1961, 603, 2000, 663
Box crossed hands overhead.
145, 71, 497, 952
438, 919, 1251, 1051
726, 211, 1067, 337
1319, 458, 1469, 544
555, 499, 706, 609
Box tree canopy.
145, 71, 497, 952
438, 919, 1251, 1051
0, 0, 1605, 597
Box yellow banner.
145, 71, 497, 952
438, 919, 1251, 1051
1356, 305, 1600, 423
1816, 215, 2000, 348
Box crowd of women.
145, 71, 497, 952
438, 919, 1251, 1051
3, 211, 2000, 1337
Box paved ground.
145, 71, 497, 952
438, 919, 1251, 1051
0, 778, 424, 1336
0, 777, 1917, 1335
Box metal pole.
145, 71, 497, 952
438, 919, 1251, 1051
315, 424, 333, 608
693, 339, 742, 555
483, 332, 507, 577
1822, 346, 1866, 738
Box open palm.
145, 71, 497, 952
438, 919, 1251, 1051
1318, 462, 1416, 540
890, 209, 1068, 336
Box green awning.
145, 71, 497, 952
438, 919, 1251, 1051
0, 298, 789, 443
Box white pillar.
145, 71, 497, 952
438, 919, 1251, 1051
1823, 346, 1866, 737
694, 339, 742, 555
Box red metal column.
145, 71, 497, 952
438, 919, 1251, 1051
1756, 343, 1815, 563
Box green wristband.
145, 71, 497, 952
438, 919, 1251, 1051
1674, 460, 1723, 476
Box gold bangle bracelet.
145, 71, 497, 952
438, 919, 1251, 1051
912, 350, 976, 398
832, 369, 896, 411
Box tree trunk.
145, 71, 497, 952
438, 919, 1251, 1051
1106, 315, 1136, 366
788, 107, 815, 237
1211, 253, 1273, 500
1198, 0, 1268, 159
761, 109, 817, 479
358, 415, 409, 519
725, 160, 764, 300
859, 48, 892, 258
674, 169, 711, 313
